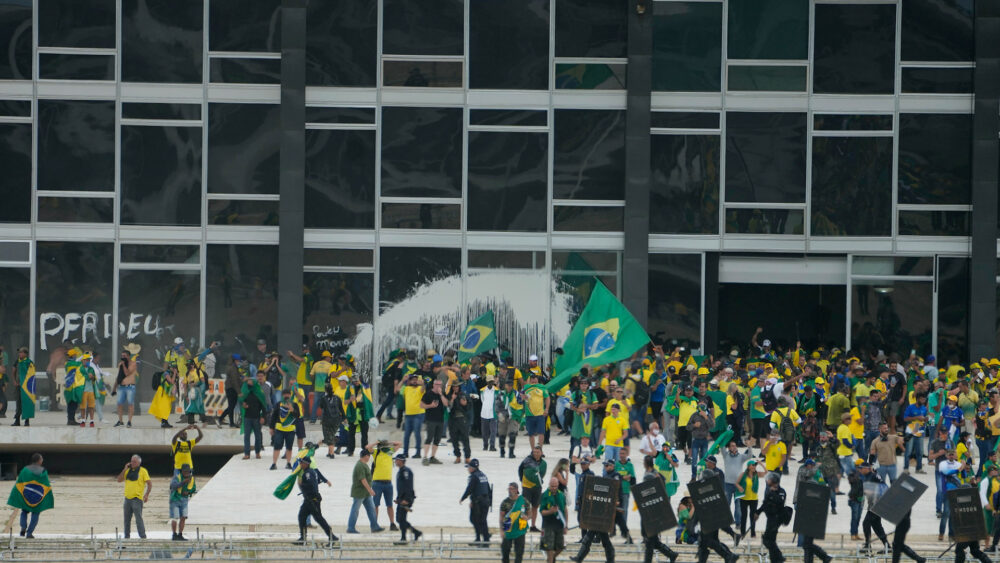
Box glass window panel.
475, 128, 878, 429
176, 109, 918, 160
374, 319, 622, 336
121, 125, 202, 226
898, 113, 972, 205
936, 257, 969, 362
901, 0, 974, 62
210, 58, 281, 84
118, 270, 200, 397
470, 109, 547, 127
383, 60, 462, 88
38, 196, 113, 223
650, 112, 719, 130
647, 254, 701, 349
725, 209, 804, 235
304, 249, 373, 268
208, 103, 280, 194
123, 0, 203, 83
37, 100, 115, 192
206, 244, 279, 348
0, 100, 30, 117
468, 250, 545, 269
898, 210, 970, 236
555, 63, 626, 90
467, 131, 548, 232
719, 284, 845, 352
0, 123, 31, 223
303, 272, 374, 357
811, 136, 893, 237
553, 206, 623, 232
555, 0, 626, 58
0, 268, 30, 364
121, 244, 199, 264
305, 107, 375, 124
813, 114, 893, 131
650, 134, 720, 234
814, 4, 896, 95
852, 256, 934, 277
209, 0, 280, 52
727, 65, 806, 92
554, 272, 619, 319
553, 251, 618, 272
851, 279, 932, 357
378, 246, 460, 312
306, 0, 377, 87
381, 203, 460, 229
0, 241, 29, 262
727, 0, 808, 60
554, 109, 625, 200
382, 0, 463, 56
0, 2, 31, 79
469, 0, 549, 90
901, 67, 973, 94
380, 106, 462, 198
208, 199, 279, 225
652, 2, 722, 92
36, 242, 114, 367
39, 54, 114, 80
304, 129, 375, 229
38, 0, 115, 48
724, 112, 807, 203
122, 103, 201, 121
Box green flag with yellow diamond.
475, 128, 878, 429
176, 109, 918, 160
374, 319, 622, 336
458, 311, 498, 363
546, 280, 650, 392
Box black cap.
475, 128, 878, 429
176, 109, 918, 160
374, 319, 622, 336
466, 459, 479, 468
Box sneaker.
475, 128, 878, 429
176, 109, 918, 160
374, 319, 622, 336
915, 469, 927, 474
327, 454, 335, 459
177, 535, 187, 541
422, 458, 430, 466
372, 526, 385, 533
429, 457, 442, 465
454, 458, 461, 464
508, 451, 515, 459
412, 454, 421, 459
286, 463, 293, 470
80, 422, 86, 427
346, 529, 360, 534
114, 421, 124, 427
413, 530, 423, 542
18, 529, 25, 537
390, 524, 399, 531
127, 421, 132, 428
90, 421, 94, 427
270, 464, 277, 470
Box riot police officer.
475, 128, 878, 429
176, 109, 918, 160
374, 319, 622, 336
460, 458, 492, 546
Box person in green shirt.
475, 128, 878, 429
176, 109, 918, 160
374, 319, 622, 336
538, 478, 567, 563
749, 379, 768, 448
500, 482, 528, 563
825, 385, 851, 432
169, 464, 196, 541
614, 447, 637, 515
346, 450, 385, 534
518, 446, 547, 531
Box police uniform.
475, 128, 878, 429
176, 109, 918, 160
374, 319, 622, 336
296, 462, 336, 543
571, 462, 618, 563
891, 510, 923, 563
757, 483, 786, 563
640, 471, 679, 563
461, 460, 491, 544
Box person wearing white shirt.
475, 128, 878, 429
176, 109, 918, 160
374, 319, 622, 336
638, 423, 666, 457
480, 376, 498, 451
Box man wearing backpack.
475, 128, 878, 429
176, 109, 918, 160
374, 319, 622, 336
627, 362, 651, 438
769, 398, 800, 474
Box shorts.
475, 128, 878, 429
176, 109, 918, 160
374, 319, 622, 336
523, 486, 541, 508
116, 385, 136, 406
295, 418, 306, 439
81, 391, 96, 409
322, 423, 339, 444
272, 429, 295, 450
753, 418, 767, 439
169, 498, 189, 519
541, 525, 565, 551
629, 406, 645, 425
372, 481, 393, 507
498, 417, 519, 436
888, 402, 901, 417
425, 421, 444, 445
526, 415, 545, 436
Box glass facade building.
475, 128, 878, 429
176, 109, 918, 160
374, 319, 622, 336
0, 0, 997, 385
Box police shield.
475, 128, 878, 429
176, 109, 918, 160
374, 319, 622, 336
689, 474, 733, 533
948, 488, 988, 543
871, 473, 928, 525
792, 481, 830, 540
579, 475, 620, 534
633, 478, 677, 536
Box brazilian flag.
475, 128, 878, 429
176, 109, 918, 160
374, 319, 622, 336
7, 467, 54, 513
345, 384, 375, 423
64, 358, 84, 404
19, 358, 36, 420
274, 444, 319, 500
546, 280, 651, 393
458, 311, 498, 363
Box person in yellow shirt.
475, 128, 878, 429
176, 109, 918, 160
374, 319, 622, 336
769, 397, 800, 474
599, 403, 628, 462
367, 440, 402, 531
117, 454, 152, 539
674, 385, 699, 460
836, 412, 855, 477
170, 424, 202, 477
761, 429, 787, 473
847, 403, 865, 459
402, 374, 425, 458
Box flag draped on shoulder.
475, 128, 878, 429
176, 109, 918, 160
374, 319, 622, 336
346, 384, 375, 423
239, 381, 269, 435
7, 466, 53, 513
546, 280, 650, 392
19, 358, 36, 420
274, 444, 319, 500
63, 353, 84, 404
458, 311, 498, 363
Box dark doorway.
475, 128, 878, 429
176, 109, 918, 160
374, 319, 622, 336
717, 284, 846, 354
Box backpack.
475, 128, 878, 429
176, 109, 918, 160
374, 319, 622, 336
633, 377, 650, 408
151, 370, 163, 391
778, 409, 795, 443
761, 386, 778, 412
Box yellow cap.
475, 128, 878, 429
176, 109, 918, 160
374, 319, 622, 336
854, 458, 864, 466
697, 367, 710, 376
971, 363, 982, 370
815, 377, 826, 385
990, 359, 1000, 367
948, 395, 958, 402
485, 363, 496, 377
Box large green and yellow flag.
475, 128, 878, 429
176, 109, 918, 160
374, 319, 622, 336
19, 358, 36, 420
7, 466, 54, 513
546, 280, 650, 392
458, 311, 498, 363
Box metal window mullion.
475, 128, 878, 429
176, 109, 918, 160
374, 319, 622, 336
468, 124, 548, 133
37, 46, 117, 55
303, 266, 376, 274
897, 204, 972, 212
727, 59, 808, 67
700, 251, 706, 352
199, 0, 210, 349
28, 0, 37, 360
932, 256, 939, 359
36, 190, 116, 198
208, 51, 282, 59
0, 116, 31, 124
111, 0, 123, 358
900, 61, 975, 69
552, 200, 625, 207
805, 0, 815, 244
553, 57, 629, 65
718, 0, 728, 243
205, 193, 281, 201
382, 54, 465, 62
546, 0, 555, 365
845, 255, 852, 348
812, 129, 894, 137
305, 122, 376, 131
381, 196, 462, 205
371, 0, 385, 377
118, 262, 201, 271
724, 202, 805, 210
651, 127, 722, 135
120, 118, 202, 127
891, 0, 902, 252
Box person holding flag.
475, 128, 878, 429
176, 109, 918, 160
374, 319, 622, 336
7, 453, 53, 538
240, 371, 270, 459
269, 388, 302, 470
149, 365, 178, 429
12, 346, 35, 426
274, 442, 321, 500
344, 375, 375, 457
63, 347, 85, 425
458, 311, 498, 364
539, 477, 567, 563
499, 481, 528, 563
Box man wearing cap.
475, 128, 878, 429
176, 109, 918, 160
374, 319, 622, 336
755, 472, 786, 563
499, 482, 527, 563
519, 446, 547, 532
117, 454, 152, 539
524, 373, 550, 450
853, 461, 888, 552
168, 463, 195, 541
164, 337, 190, 379
294, 456, 337, 544
347, 450, 385, 534
393, 453, 422, 543
499, 378, 525, 459
460, 459, 492, 546
269, 388, 300, 470
569, 460, 617, 562
402, 373, 426, 458
573, 456, 595, 533
700, 455, 741, 545
251, 338, 267, 368
11, 347, 35, 427
287, 345, 316, 423
599, 403, 628, 462
762, 428, 787, 476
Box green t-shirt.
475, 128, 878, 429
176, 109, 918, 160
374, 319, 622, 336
351, 460, 372, 499
750, 387, 767, 420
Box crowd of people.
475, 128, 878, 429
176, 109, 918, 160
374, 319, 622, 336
9, 331, 1000, 563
